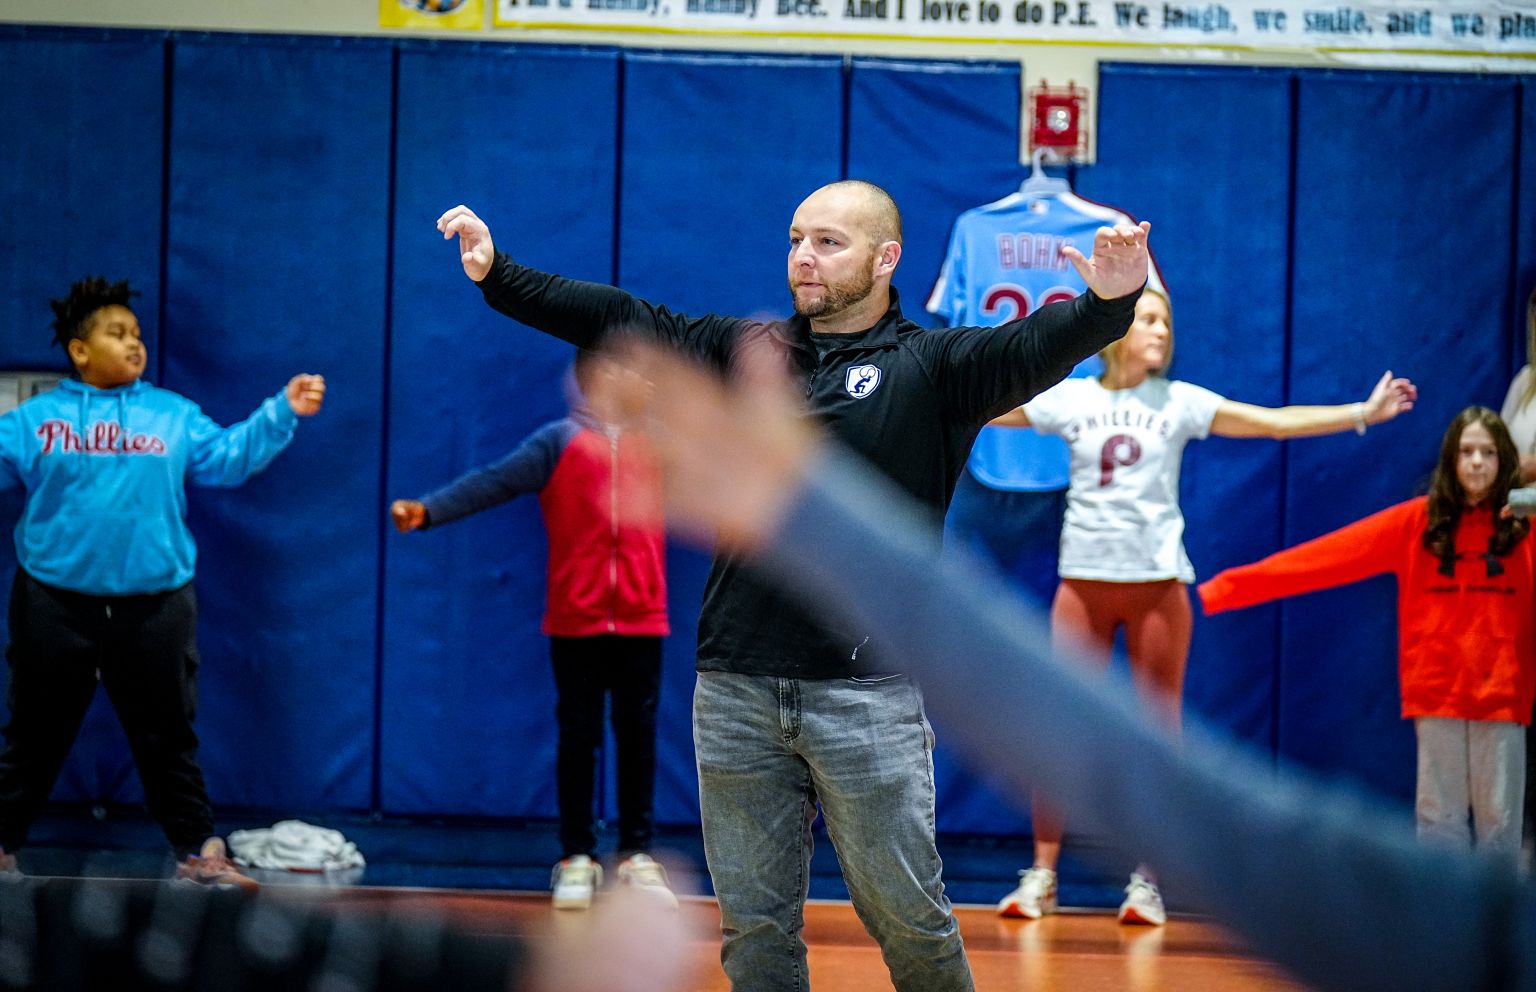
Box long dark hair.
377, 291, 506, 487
1421, 406, 1527, 561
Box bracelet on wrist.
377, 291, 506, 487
1352, 402, 1368, 436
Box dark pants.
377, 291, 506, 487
0, 568, 213, 859
549, 634, 662, 860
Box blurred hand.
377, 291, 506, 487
590, 341, 820, 553
390, 499, 427, 533
1503, 487, 1536, 520
436, 204, 496, 283
531, 881, 705, 992
286, 374, 326, 416
1063, 221, 1152, 301
1363, 370, 1417, 424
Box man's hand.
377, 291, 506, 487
1361, 370, 1418, 425
390, 499, 427, 533
436, 204, 496, 283
285, 374, 326, 416
1063, 221, 1152, 301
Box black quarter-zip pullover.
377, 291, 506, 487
479, 251, 1137, 677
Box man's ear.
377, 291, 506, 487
875, 240, 902, 277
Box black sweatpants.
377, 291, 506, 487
0, 568, 213, 859
549, 634, 662, 860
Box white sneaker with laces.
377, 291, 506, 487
617, 852, 678, 909
997, 865, 1058, 919
552, 854, 602, 910
1118, 872, 1166, 926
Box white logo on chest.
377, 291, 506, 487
844, 365, 882, 399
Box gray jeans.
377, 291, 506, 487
693, 671, 973, 992
1414, 716, 1525, 866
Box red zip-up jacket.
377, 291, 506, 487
1199, 498, 1535, 724
419, 415, 668, 638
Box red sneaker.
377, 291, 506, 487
174, 837, 259, 891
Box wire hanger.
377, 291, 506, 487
1019, 146, 1070, 200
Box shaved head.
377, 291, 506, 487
808, 180, 903, 248
788, 180, 905, 331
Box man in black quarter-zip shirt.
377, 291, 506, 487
435, 181, 1151, 992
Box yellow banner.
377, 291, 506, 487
494, 0, 1536, 61
380, 0, 485, 29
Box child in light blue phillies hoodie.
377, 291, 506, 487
0, 277, 326, 887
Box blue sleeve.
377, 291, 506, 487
418, 420, 571, 528
756, 448, 1524, 992
924, 218, 967, 324
185, 388, 300, 488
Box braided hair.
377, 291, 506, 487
48, 277, 137, 352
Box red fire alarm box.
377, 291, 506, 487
1027, 80, 1088, 162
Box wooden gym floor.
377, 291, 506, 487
325, 886, 1313, 992
15, 815, 1315, 990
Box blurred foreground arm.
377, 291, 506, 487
0, 878, 697, 992
594, 341, 1535, 992
595, 343, 819, 554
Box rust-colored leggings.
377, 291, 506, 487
1033, 578, 1192, 854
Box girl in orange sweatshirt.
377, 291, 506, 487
1199, 407, 1534, 863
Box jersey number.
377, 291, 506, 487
980, 284, 1077, 323
1100, 434, 1141, 486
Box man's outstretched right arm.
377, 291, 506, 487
437, 204, 740, 357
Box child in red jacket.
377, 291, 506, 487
391, 350, 671, 908
1200, 406, 1533, 864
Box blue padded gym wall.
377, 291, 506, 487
0, 22, 1531, 849
619, 52, 844, 318
1093, 64, 1293, 758
161, 36, 394, 811
617, 50, 845, 824
846, 57, 1025, 331
0, 32, 165, 372
0, 31, 168, 806
383, 45, 622, 819
1279, 71, 1520, 802
1521, 77, 1536, 373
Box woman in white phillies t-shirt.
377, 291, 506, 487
988, 287, 1418, 926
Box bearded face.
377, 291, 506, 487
789, 253, 876, 319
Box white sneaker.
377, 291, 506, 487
1118, 872, 1166, 926
997, 866, 1058, 919
617, 852, 678, 910
551, 854, 602, 910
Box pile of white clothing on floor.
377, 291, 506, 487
227, 820, 366, 872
